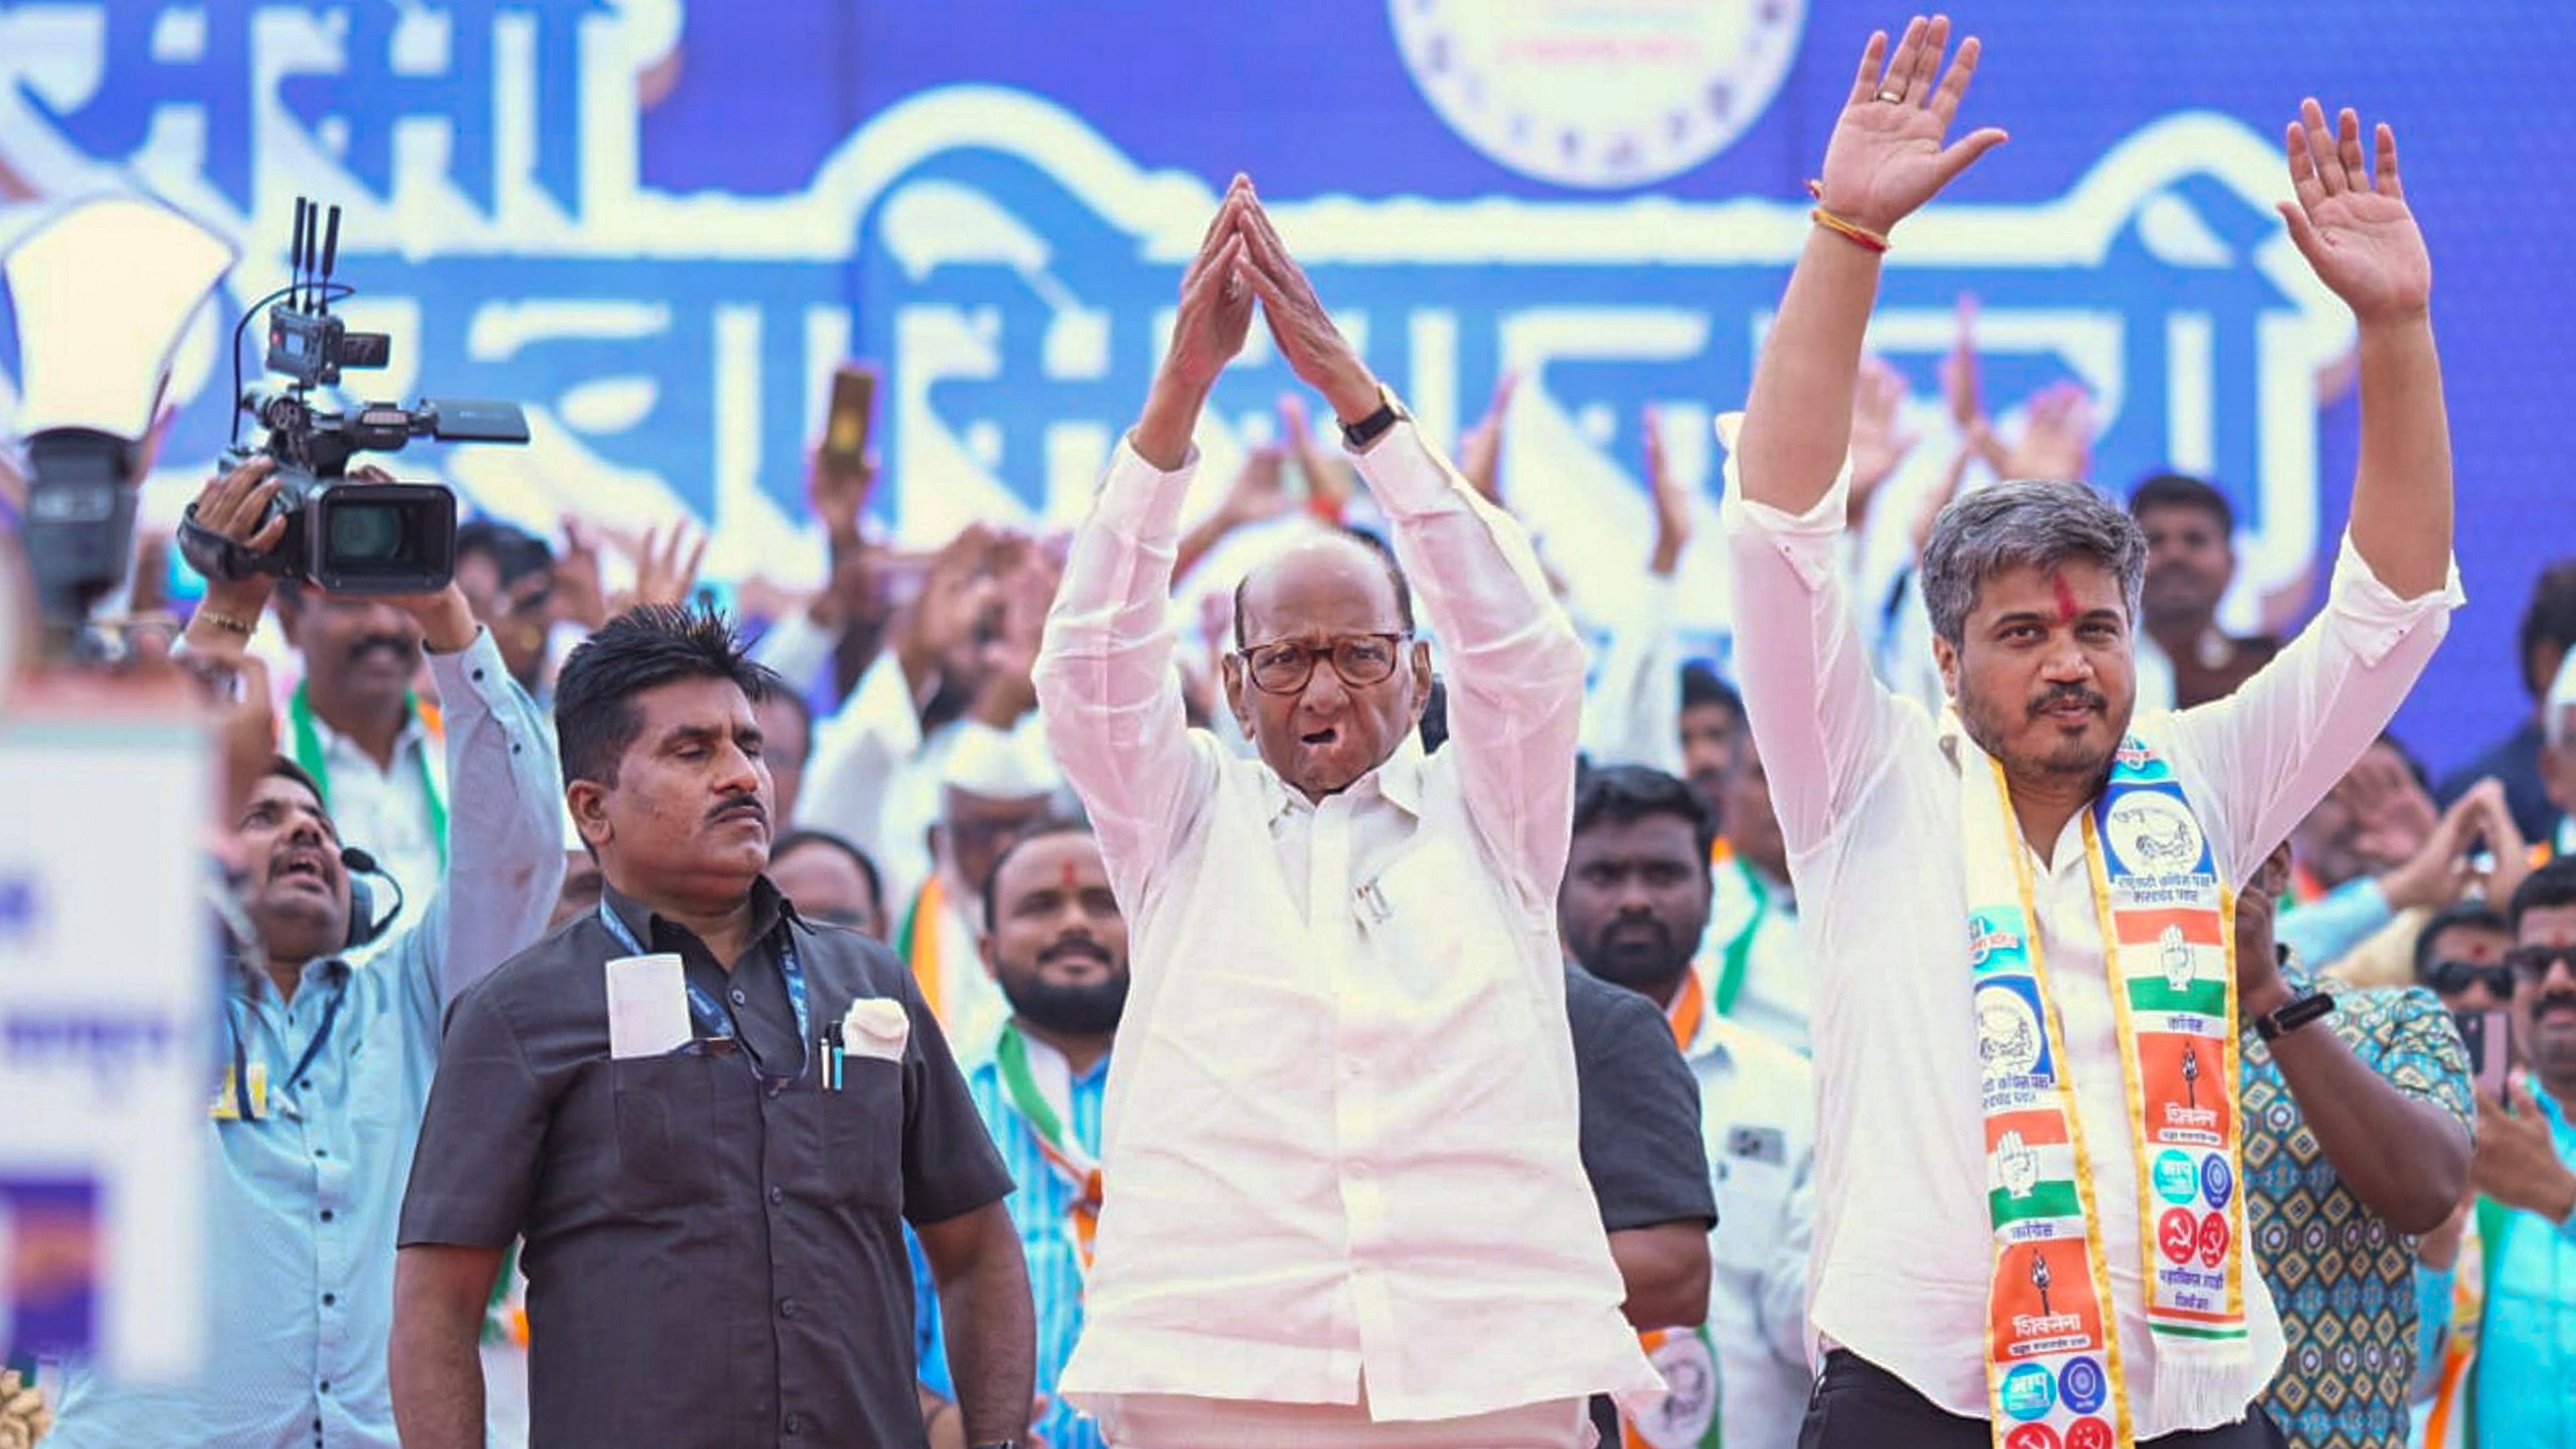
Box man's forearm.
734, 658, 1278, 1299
2346, 312, 2453, 600
390, 1251, 498, 1449
940, 1255, 1037, 1446
1738, 228, 1884, 514
2268, 1024, 2469, 1232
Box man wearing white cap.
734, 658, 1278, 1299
894, 717, 1064, 1057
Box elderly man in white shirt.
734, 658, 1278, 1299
1726, 17, 2458, 1449
1034, 176, 1657, 1449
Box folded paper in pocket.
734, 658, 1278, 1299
606, 953, 691, 1060
840, 996, 910, 1062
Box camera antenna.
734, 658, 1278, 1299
290, 196, 312, 309
318, 204, 342, 316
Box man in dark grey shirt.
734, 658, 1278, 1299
391, 606, 1034, 1449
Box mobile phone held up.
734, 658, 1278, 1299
2452, 1008, 2512, 1103
820, 363, 878, 472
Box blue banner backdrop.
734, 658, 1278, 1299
0, 0, 2565, 772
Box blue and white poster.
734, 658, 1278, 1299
0, 0, 2563, 768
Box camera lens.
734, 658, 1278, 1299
328, 502, 405, 561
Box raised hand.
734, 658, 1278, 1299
1642, 407, 1693, 576
1995, 382, 2097, 482
2281, 101, 2431, 324
552, 516, 610, 631
1848, 355, 1920, 507
1229, 186, 1381, 423
1217, 444, 1295, 529
1278, 393, 1355, 520
1455, 372, 1521, 504
625, 522, 709, 611
1134, 179, 1259, 469
1817, 16, 2009, 235
1164, 178, 1258, 396
809, 445, 878, 553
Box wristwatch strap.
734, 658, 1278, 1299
1339, 383, 1405, 452
2253, 989, 2337, 1042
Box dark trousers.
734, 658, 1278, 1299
1798, 1351, 2287, 1449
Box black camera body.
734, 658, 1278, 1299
180, 198, 529, 595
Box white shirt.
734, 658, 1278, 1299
1698, 855, 1810, 1057
300, 704, 446, 928
797, 645, 953, 907
1034, 423, 1659, 1422
1722, 476, 2459, 1434
1682, 1009, 1816, 1449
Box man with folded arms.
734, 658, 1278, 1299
1034, 175, 1657, 1448
1726, 15, 2458, 1447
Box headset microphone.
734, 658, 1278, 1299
339, 845, 405, 951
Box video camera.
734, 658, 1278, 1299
179, 198, 529, 594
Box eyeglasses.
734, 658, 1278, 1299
2425, 959, 2517, 998
1235, 632, 1411, 695
2506, 945, 2576, 981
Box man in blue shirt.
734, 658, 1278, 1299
42, 573, 563, 1449
2466, 857, 2576, 1446
917, 819, 1122, 1449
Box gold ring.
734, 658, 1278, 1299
1875, 88, 1907, 103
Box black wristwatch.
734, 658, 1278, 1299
2252, 989, 2336, 1043
1338, 383, 1407, 452
971, 1442, 1021, 1449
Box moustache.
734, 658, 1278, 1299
705, 793, 767, 825
348, 634, 419, 665
1039, 936, 1111, 968
1599, 916, 1674, 953
2028, 685, 2108, 719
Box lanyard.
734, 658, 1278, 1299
289, 685, 449, 868
225, 974, 347, 1120
598, 902, 811, 1087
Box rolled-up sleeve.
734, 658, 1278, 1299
1362, 423, 1586, 900
2173, 535, 2463, 878
398, 628, 565, 1044
1719, 473, 1907, 855
1034, 440, 1216, 894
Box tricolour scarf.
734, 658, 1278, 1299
1960, 728, 2249, 1449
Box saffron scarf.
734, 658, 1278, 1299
1615, 979, 1724, 1449
1960, 728, 2249, 1449
896, 876, 947, 1021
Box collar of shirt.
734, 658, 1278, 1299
234, 954, 352, 1010
600, 876, 795, 957
1256, 731, 1429, 828
306, 699, 431, 776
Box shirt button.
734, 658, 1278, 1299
322, 1293, 336, 1307
768, 1185, 785, 1206
784, 1411, 803, 1435
730, 988, 747, 1006
314, 1148, 328, 1159
318, 1380, 331, 1393
318, 1209, 335, 1223
779, 1296, 799, 1318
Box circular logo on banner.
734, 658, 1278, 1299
2197, 1210, 2232, 1267
1636, 1330, 1718, 1449
2001, 1363, 2057, 1422
2059, 1357, 2108, 1416
2159, 1208, 2199, 1265
2201, 1153, 2235, 1210
1978, 985, 2045, 1080
1388, 0, 1807, 189
2067, 1417, 2117, 1449
2005, 1424, 2062, 1449
2104, 793, 2204, 876
2152, 1149, 2199, 1204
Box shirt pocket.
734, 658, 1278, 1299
819, 1056, 906, 1215
1713, 1149, 1791, 1271
610, 1053, 720, 1203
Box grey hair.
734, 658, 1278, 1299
1919, 479, 2148, 647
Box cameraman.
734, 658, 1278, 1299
42, 457, 565, 1449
